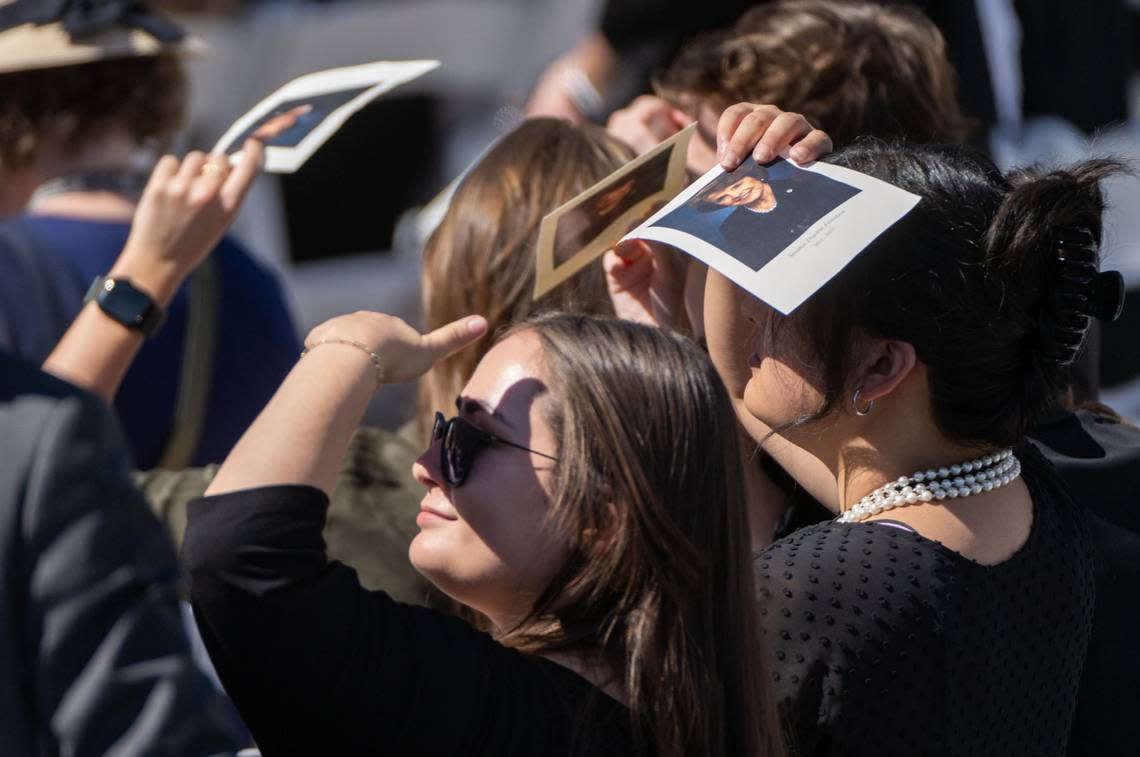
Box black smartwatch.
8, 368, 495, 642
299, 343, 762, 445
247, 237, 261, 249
84, 276, 165, 338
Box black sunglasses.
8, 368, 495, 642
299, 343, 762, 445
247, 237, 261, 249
432, 411, 558, 487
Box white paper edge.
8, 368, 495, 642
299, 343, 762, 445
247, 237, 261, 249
213, 60, 440, 173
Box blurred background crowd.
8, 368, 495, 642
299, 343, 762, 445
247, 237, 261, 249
134, 0, 1140, 428
2, 2, 1139, 755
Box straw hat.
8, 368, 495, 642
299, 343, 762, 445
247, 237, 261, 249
0, 0, 204, 75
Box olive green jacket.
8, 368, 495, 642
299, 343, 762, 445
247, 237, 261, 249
135, 423, 441, 608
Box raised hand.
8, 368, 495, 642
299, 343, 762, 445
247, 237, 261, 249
715, 103, 833, 170
42, 141, 265, 402
207, 311, 488, 496
602, 239, 688, 330
607, 95, 693, 155
305, 312, 488, 386
111, 139, 264, 303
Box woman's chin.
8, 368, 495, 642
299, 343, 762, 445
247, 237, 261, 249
408, 539, 482, 609
410, 533, 472, 587
742, 377, 771, 425
408, 530, 455, 581
409, 530, 447, 569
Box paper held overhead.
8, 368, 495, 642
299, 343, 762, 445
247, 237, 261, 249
213, 60, 440, 174
621, 154, 921, 315
533, 124, 695, 299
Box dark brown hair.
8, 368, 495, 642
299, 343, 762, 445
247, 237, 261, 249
769, 142, 1122, 448
655, 0, 972, 147
500, 313, 785, 757
0, 54, 186, 171
416, 118, 634, 439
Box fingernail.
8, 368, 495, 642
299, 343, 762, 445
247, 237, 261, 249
721, 150, 738, 168
790, 147, 806, 163
754, 145, 773, 163
716, 142, 725, 161
467, 317, 486, 334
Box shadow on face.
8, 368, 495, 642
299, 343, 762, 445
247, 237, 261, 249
738, 296, 827, 441
705, 273, 830, 445
409, 331, 569, 627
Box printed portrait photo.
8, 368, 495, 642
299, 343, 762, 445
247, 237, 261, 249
551, 148, 672, 266
220, 86, 373, 154
654, 157, 862, 271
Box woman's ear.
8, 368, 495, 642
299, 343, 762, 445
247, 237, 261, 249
853, 339, 917, 405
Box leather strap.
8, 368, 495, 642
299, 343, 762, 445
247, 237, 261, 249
156, 258, 217, 470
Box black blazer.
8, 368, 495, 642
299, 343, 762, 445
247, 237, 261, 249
0, 352, 243, 755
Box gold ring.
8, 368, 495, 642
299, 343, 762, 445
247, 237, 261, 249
200, 162, 226, 177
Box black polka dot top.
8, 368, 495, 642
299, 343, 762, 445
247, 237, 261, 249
755, 445, 1096, 757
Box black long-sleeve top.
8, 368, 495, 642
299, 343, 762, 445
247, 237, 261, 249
183, 485, 631, 756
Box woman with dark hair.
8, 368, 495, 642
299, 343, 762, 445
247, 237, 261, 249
704, 106, 1116, 756
602, 1, 977, 542
182, 311, 785, 757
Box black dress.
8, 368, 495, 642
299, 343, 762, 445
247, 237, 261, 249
183, 485, 631, 757
755, 446, 1096, 757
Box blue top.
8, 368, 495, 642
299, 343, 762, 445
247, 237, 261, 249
0, 215, 299, 469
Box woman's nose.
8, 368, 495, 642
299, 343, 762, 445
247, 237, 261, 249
412, 437, 446, 491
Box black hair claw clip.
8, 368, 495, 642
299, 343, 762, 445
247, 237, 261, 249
1084, 270, 1125, 323
1047, 231, 1125, 366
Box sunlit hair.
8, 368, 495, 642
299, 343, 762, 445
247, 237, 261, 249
416, 118, 633, 440
496, 313, 786, 757
655, 0, 971, 147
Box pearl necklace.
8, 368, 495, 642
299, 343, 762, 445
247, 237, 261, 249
836, 449, 1021, 524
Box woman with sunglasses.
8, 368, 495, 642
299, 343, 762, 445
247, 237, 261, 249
182, 309, 786, 757
135, 117, 633, 605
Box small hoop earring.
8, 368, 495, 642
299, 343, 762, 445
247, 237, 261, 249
852, 388, 874, 416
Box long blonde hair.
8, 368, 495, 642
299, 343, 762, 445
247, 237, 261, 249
416, 118, 633, 439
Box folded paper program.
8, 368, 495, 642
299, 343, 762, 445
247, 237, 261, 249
623, 154, 920, 315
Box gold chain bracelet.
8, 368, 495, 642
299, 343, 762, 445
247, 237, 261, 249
301, 338, 384, 387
